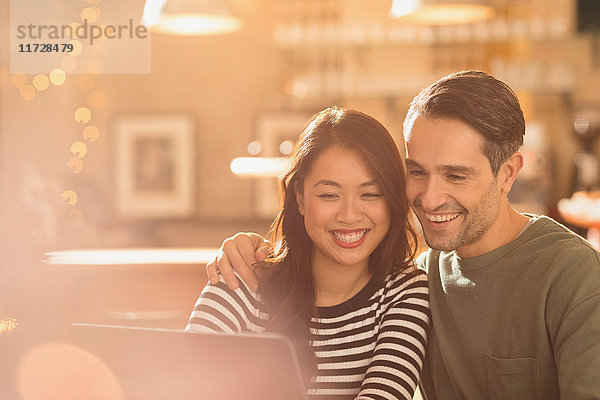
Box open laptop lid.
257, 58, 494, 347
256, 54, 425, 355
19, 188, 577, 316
50, 324, 308, 400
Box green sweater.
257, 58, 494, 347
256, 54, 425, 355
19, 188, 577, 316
418, 215, 600, 400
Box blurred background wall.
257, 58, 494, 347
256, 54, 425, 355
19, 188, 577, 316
2, 0, 599, 248
1, 0, 599, 378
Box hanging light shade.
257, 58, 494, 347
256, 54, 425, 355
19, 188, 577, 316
390, 0, 494, 25
142, 0, 243, 35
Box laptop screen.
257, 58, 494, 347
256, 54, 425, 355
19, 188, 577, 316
18, 324, 308, 400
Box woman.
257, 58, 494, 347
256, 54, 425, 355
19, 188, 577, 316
186, 107, 430, 400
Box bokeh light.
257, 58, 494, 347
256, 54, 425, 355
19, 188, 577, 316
81, 7, 101, 24
83, 125, 100, 142
17, 343, 124, 400
49, 69, 66, 86
61, 55, 78, 72
0, 317, 18, 335
68, 40, 83, 57
19, 85, 36, 101
279, 140, 294, 155
74, 107, 92, 123
67, 157, 84, 174
62, 190, 78, 206
106, 26, 116, 38
32, 74, 50, 91
11, 74, 26, 89
71, 141, 88, 158
247, 141, 263, 156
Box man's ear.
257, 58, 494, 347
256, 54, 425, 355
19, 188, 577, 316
295, 181, 305, 215
498, 152, 524, 194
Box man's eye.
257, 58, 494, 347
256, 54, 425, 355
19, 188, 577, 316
409, 170, 425, 177
448, 174, 467, 182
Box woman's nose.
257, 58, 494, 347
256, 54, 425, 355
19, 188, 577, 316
336, 197, 363, 223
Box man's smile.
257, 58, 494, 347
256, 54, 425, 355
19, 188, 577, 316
424, 212, 462, 223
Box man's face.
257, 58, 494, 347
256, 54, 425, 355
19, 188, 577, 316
404, 115, 502, 257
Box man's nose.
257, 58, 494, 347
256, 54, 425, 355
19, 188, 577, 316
417, 177, 447, 211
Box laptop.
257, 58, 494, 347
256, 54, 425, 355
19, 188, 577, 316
54, 324, 309, 400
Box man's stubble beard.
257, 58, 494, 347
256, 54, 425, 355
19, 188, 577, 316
417, 180, 500, 252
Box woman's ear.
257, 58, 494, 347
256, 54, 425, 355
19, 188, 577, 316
295, 181, 305, 215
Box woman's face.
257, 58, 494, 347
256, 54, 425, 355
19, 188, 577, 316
296, 146, 391, 272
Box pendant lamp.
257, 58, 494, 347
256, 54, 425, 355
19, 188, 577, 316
142, 0, 243, 35
390, 0, 495, 25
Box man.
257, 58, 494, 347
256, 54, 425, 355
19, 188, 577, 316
207, 71, 600, 399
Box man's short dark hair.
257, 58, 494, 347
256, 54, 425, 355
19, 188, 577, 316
404, 70, 525, 174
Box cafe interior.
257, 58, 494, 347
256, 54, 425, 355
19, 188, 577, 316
1, 0, 600, 398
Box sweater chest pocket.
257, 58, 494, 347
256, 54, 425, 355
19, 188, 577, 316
486, 354, 542, 400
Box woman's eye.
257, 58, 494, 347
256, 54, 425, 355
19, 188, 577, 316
318, 193, 338, 199
362, 193, 382, 199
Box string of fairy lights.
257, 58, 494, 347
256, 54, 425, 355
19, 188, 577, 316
62, 2, 104, 216
2, 0, 106, 336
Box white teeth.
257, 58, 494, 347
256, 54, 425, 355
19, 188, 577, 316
425, 212, 460, 223
332, 229, 367, 243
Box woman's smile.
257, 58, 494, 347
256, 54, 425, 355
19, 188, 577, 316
330, 228, 369, 247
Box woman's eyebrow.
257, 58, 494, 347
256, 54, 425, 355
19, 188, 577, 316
359, 179, 379, 188
312, 179, 379, 188
313, 179, 341, 188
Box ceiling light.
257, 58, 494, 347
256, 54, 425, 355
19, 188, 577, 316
142, 0, 243, 36
390, 0, 495, 25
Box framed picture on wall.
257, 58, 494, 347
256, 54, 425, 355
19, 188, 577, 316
253, 111, 315, 219
114, 114, 196, 219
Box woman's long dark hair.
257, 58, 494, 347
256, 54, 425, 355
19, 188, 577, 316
257, 106, 418, 382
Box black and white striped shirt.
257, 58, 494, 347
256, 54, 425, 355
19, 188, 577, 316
186, 267, 430, 400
